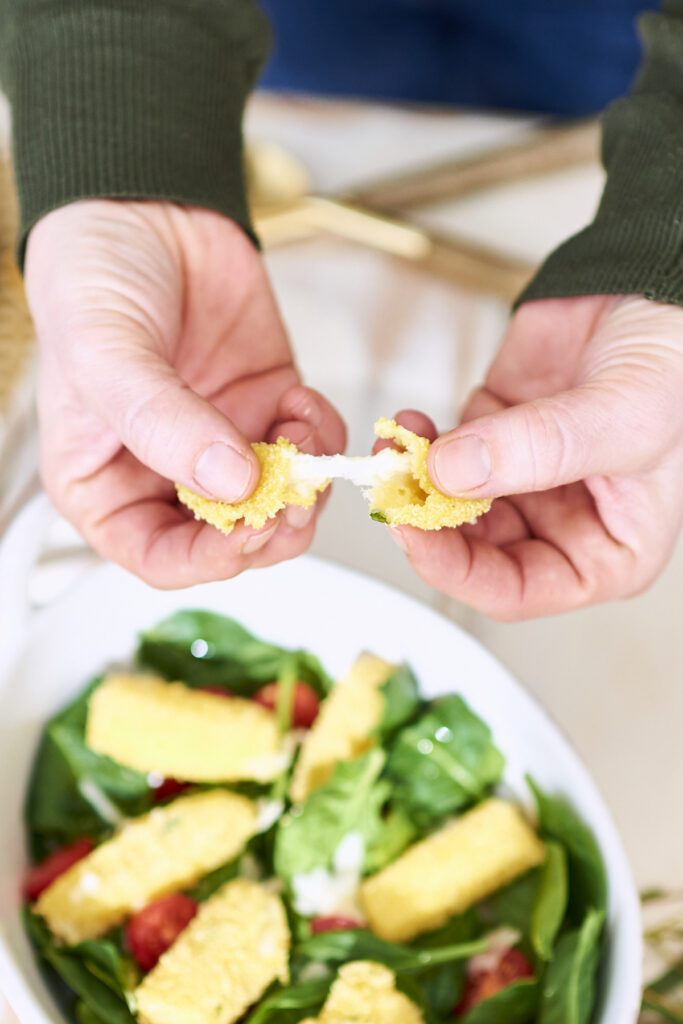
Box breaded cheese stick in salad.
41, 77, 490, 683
176, 419, 491, 534
301, 961, 424, 1024
361, 798, 546, 942
136, 879, 289, 1024
86, 674, 285, 782
289, 653, 394, 804
36, 791, 257, 943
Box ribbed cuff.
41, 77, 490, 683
518, 13, 683, 309
3, 0, 270, 266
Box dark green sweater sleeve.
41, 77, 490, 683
519, 0, 683, 308
0, 0, 271, 263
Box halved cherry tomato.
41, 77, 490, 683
455, 949, 534, 1015
253, 681, 320, 728
23, 838, 95, 901
310, 915, 362, 934
126, 893, 198, 971
150, 778, 192, 803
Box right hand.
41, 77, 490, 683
25, 199, 346, 587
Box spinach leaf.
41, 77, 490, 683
242, 979, 330, 1024
388, 696, 505, 828
484, 868, 541, 936
411, 912, 478, 1015
373, 664, 421, 743
24, 908, 136, 1024
461, 979, 539, 1023
295, 928, 485, 973
531, 842, 568, 961
137, 610, 331, 697
527, 779, 607, 921
76, 1002, 111, 1024
26, 679, 150, 852
365, 805, 417, 875
537, 908, 605, 1024
275, 750, 396, 883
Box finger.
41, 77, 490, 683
458, 498, 531, 547
428, 383, 668, 500
277, 385, 347, 455
77, 343, 261, 503
389, 524, 594, 620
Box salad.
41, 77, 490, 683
22, 610, 607, 1024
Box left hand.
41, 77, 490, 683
384, 295, 683, 620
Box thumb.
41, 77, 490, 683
81, 345, 260, 502
428, 384, 661, 499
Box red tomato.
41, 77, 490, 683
455, 949, 534, 1015
23, 838, 95, 901
310, 915, 362, 934
253, 681, 320, 728
126, 894, 198, 971
150, 778, 192, 803
198, 685, 233, 697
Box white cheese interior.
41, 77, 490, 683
289, 448, 412, 489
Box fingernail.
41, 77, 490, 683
389, 527, 409, 552
242, 523, 277, 554
194, 442, 255, 501
431, 436, 491, 494
285, 503, 316, 529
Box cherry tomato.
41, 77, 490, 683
23, 838, 95, 901
310, 915, 362, 934
126, 894, 198, 971
455, 949, 534, 1015
150, 777, 192, 803
253, 681, 320, 728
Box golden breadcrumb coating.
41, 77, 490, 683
370, 418, 491, 529
176, 420, 490, 535
289, 653, 394, 804
176, 438, 328, 535
300, 962, 424, 1024
360, 798, 546, 942
86, 674, 283, 782
136, 879, 289, 1024
35, 791, 257, 944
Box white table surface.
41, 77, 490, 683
1, 92, 681, 1021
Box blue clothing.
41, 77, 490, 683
259, 0, 660, 116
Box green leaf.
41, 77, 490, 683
411, 912, 478, 1014
137, 610, 331, 697
242, 979, 330, 1024
531, 842, 568, 961
485, 868, 541, 936
527, 779, 607, 921
294, 928, 486, 973
537, 907, 605, 1024
26, 679, 150, 851
275, 750, 390, 883
24, 908, 135, 1024
373, 664, 421, 744
184, 854, 241, 902
364, 806, 417, 875
388, 696, 505, 828
461, 979, 539, 1024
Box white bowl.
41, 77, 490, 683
0, 498, 642, 1023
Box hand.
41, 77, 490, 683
385, 295, 683, 619
25, 200, 346, 587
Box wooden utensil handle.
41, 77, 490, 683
349, 120, 601, 213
